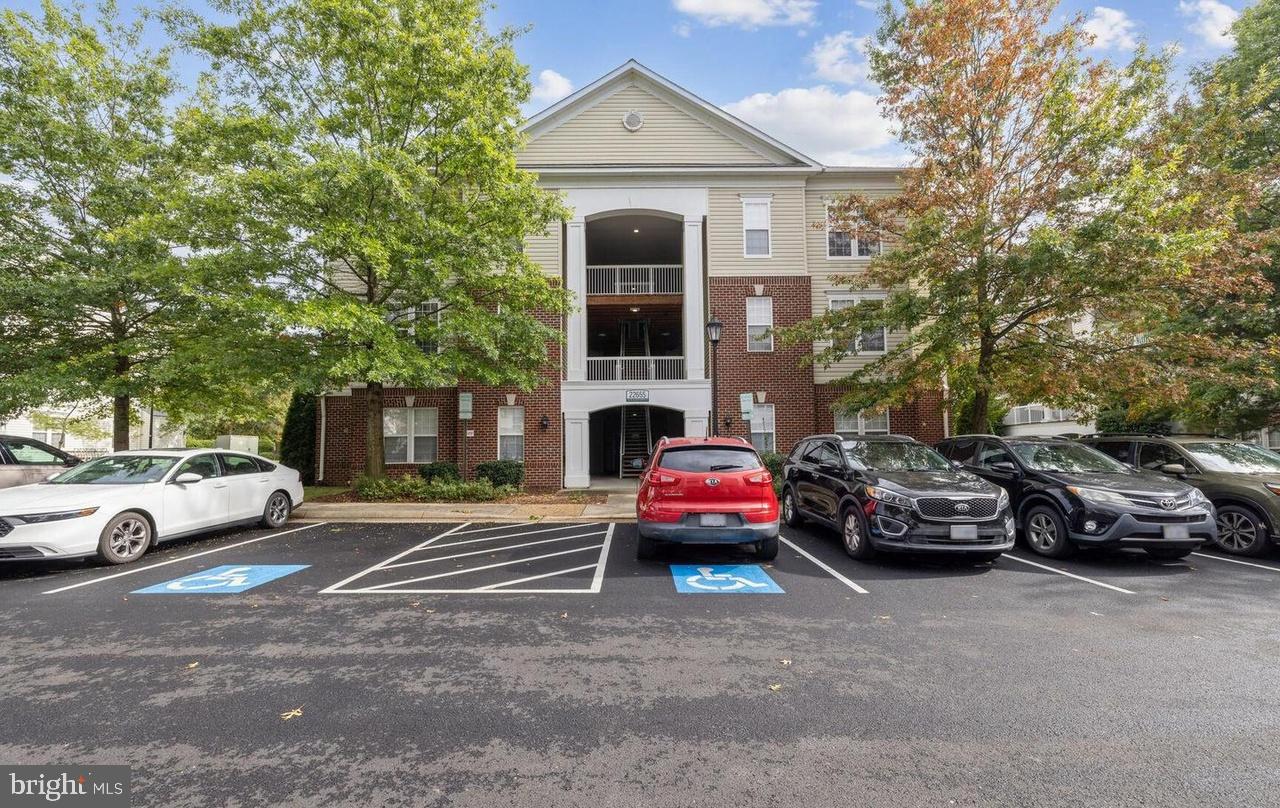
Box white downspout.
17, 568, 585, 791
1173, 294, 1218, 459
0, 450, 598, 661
941, 371, 951, 438
318, 395, 327, 483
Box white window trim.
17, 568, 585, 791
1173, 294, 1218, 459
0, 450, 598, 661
741, 194, 773, 259
828, 293, 887, 356
835, 410, 891, 436
383, 406, 439, 465
824, 199, 882, 261
497, 405, 525, 463
395, 299, 443, 354
746, 296, 774, 353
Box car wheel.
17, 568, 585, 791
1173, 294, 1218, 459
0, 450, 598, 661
636, 534, 660, 561
260, 490, 292, 529
1146, 548, 1192, 561
1023, 505, 1074, 558
781, 488, 804, 527
757, 536, 779, 561
1214, 505, 1269, 557
96, 511, 152, 565
840, 505, 875, 560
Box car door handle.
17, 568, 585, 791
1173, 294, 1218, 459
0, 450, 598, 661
213, 483, 229, 489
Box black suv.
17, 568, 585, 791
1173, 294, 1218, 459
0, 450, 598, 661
1080, 433, 1280, 557
936, 435, 1216, 559
780, 434, 1014, 561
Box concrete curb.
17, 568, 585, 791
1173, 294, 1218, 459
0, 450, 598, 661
293, 501, 635, 524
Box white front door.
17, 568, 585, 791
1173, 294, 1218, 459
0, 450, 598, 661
219, 453, 271, 520
162, 454, 230, 535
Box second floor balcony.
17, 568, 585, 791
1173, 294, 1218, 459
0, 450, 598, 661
586, 355, 686, 381
586, 265, 683, 296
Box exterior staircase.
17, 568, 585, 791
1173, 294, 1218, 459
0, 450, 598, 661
619, 318, 653, 477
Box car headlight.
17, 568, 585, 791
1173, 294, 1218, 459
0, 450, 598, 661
1065, 486, 1130, 506
1187, 487, 1209, 505
1265, 482, 1280, 496
10, 507, 100, 524
997, 489, 1010, 511
864, 485, 914, 509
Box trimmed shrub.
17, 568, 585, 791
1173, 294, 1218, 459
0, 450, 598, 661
759, 451, 787, 497
353, 474, 513, 502
279, 391, 317, 484
418, 461, 461, 483
476, 460, 524, 489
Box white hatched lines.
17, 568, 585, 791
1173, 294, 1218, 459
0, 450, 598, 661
321, 522, 614, 594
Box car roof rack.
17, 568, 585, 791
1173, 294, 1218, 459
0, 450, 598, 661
1079, 432, 1230, 440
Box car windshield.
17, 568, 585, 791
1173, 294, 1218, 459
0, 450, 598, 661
1010, 442, 1127, 473
657, 447, 763, 472
842, 441, 951, 471
1182, 442, 1280, 473
48, 454, 178, 484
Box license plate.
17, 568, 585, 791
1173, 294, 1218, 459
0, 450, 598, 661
950, 524, 978, 540
700, 513, 727, 527
1162, 524, 1190, 539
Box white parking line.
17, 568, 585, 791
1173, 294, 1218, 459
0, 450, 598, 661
588, 524, 615, 593
379, 530, 608, 570
1191, 552, 1280, 573
318, 522, 472, 594
779, 535, 869, 594
473, 564, 600, 591
1001, 553, 1135, 594
42, 522, 330, 595
355, 544, 605, 591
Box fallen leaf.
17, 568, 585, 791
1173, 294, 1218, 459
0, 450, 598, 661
767, 683, 782, 692
877, 615, 891, 620
280, 707, 303, 721
778, 658, 792, 667
1159, 596, 1170, 602
560, 612, 568, 619
424, 608, 435, 614
185, 662, 200, 670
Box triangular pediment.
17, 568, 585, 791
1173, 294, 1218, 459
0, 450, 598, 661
520, 61, 816, 169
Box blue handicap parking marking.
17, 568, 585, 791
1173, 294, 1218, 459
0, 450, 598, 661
132, 564, 309, 594
670, 564, 784, 594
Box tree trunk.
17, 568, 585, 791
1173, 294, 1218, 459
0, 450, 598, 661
968, 334, 995, 434
365, 380, 385, 478
112, 395, 130, 451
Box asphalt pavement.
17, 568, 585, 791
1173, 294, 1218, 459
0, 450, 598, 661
2, 518, 1278, 807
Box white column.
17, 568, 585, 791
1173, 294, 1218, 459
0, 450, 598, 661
565, 219, 588, 382
563, 410, 591, 488
682, 217, 706, 380
683, 412, 709, 439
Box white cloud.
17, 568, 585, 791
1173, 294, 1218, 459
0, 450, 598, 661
808, 31, 872, 85
530, 69, 574, 105
854, 0, 879, 9
723, 85, 903, 166
673, 21, 693, 37
1178, 0, 1239, 48
672, 0, 816, 29
1082, 6, 1139, 51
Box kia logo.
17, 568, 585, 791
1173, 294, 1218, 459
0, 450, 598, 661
705, 477, 720, 487
1159, 497, 1177, 510
955, 502, 970, 513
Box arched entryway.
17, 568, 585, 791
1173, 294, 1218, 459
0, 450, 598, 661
589, 405, 684, 480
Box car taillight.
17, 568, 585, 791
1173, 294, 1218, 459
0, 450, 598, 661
746, 471, 773, 486
648, 472, 679, 487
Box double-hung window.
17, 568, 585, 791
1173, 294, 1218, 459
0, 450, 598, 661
749, 403, 776, 453
829, 295, 887, 354
395, 300, 441, 353
742, 196, 772, 257
826, 201, 882, 259
746, 296, 774, 352
498, 406, 525, 462
835, 410, 890, 438
383, 407, 439, 464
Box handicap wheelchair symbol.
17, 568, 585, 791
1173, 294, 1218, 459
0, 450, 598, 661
132, 564, 309, 594
165, 566, 254, 591
669, 564, 783, 594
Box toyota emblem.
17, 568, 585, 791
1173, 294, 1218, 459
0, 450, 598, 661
705, 477, 720, 487
1159, 497, 1177, 510
954, 502, 970, 513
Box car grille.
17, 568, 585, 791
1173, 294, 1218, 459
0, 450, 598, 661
916, 497, 999, 521
0, 546, 42, 559
0, 518, 11, 538
1125, 493, 1197, 510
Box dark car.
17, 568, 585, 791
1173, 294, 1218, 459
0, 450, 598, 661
936, 435, 1216, 560
780, 434, 1015, 561
0, 435, 80, 490
1081, 433, 1280, 557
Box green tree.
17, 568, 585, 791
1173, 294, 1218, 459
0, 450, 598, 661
0, 0, 289, 449
279, 391, 316, 484
781, 0, 1259, 433
167, 0, 569, 477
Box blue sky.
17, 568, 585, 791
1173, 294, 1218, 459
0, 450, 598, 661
9, 0, 1254, 165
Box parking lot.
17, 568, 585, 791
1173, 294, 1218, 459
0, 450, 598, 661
2, 519, 1279, 807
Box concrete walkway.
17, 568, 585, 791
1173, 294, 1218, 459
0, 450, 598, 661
294, 493, 636, 523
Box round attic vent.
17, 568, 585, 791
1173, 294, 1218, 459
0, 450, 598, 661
621, 109, 644, 132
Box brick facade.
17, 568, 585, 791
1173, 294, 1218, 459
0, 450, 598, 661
814, 384, 947, 445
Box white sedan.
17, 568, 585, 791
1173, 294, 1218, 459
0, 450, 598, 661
0, 449, 305, 565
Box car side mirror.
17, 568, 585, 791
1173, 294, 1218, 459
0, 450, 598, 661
951, 460, 964, 470
990, 461, 1018, 474
173, 472, 204, 484
64, 457, 81, 467
1160, 463, 1187, 476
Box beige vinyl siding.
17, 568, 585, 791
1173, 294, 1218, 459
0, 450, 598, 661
520, 84, 776, 166
810, 272, 906, 383
524, 224, 561, 278
706, 185, 806, 276
803, 185, 900, 274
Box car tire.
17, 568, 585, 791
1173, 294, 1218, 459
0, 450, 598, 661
757, 536, 779, 561
260, 490, 292, 529
840, 505, 876, 560
96, 511, 153, 565
781, 488, 804, 527
1146, 548, 1192, 561
1022, 505, 1075, 558
636, 534, 660, 561
1214, 505, 1270, 557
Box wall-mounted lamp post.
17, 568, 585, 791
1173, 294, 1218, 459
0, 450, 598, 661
705, 316, 722, 437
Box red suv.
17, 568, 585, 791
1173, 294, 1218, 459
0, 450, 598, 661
635, 437, 780, 561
